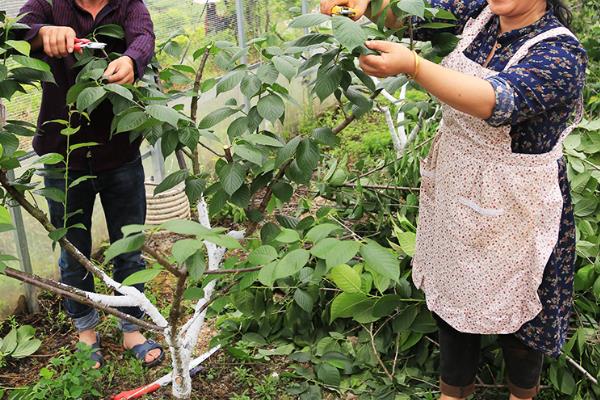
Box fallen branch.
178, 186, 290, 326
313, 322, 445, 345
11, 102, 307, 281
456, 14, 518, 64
565, 354, 599, 385
3, 267, 161, 332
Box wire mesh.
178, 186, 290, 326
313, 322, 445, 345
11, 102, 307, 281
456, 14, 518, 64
3, 0, 319, 143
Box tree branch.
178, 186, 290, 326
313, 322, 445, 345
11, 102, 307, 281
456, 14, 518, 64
3, 267, 161, 332
190, 47, 212, 176
341, 183, 420, 191
143, 244, 186, 278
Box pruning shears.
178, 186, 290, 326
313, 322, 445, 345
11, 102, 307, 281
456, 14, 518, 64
331, 6, 357, 18
74, 38, 107, 52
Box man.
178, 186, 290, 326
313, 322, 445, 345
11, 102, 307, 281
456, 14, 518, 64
18, 0, 162, 368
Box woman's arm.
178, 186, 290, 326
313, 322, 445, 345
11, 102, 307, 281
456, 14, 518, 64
360, 41, 496, 119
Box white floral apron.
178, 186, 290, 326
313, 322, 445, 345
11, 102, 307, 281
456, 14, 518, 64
411, 7, 583, 334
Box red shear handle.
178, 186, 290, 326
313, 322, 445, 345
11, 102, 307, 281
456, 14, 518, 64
111, 383, 161, 400
73, 38, 90, 53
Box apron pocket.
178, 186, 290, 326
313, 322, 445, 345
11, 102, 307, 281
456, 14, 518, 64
445, 194, 509, 249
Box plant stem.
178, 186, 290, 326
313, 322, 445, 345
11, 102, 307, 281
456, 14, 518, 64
190, 47, 211, 176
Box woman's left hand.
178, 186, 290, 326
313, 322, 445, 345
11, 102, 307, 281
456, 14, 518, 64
359, 40, 415, 78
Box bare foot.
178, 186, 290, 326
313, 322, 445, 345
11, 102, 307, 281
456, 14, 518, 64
123, 331, 162, 364
78, 329, 101, 369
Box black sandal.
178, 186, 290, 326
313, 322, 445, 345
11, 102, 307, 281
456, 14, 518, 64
78, 333, 104, 368
127, 339, 165, 368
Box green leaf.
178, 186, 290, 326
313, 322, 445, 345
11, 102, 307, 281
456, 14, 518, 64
104, 83, 133, 101
290, 33, 332, 48
77, 87, 106, 111
35, 187, 65, 203
161, 220, 211, 237
146, 105, 182, 128
198, 107, 238, 129
12, 55, 50, 72
272, 56, 297, 81
249, 245, 278, 265
116, 111, 147, 134
272, 181, 293, 202
275, 228, 301, 243
273, 249, 310, 280
360, 241, 400, 282
216, 70, 246, 95
122, 268, 162, 286
233, 143, 264, 166
257, 63, 279, 84
297, 138, 320, 171
48, 227, 68, 242
325, 240, 360, 268
332, 16, 368, 50
257, 94, 285, 123
241, 75, 262, 98
155, 170, 189, 195
396, 231, 416, 257
244, 134, 284, 147
6, 40, 31, 56
397, 0, 426, 18
105, 234, 145, 262
330, 292, 369, 322
316, 363, 340, 386
11, 339, 41, 358
294, 289, 314, 313
329, 264, 362, 293
217, 163, 246, 195
172, 239, 202, 264
312, 127, 339, 147
257, 261, 278, 286
94, 24, 125, 39
289, 13, 329, 29
0, 206, 13, 227
35, 153, 64, 165
305, 224, 342, 243
574, 264, 596, 291
0, 329, 18, 354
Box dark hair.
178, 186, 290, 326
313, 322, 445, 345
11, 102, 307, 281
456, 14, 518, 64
547, 0, 573, 29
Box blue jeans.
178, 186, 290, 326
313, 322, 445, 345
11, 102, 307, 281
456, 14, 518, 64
44, 156, 147, 333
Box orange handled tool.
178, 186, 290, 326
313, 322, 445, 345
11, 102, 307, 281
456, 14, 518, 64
111, 345, 221, 400
331, 6, 357, 17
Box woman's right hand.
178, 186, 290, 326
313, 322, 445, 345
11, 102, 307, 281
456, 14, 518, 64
320, 0, 370, 21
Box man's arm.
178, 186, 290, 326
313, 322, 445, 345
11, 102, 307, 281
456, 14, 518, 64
122, 0, 156, 79
18, 0, 77, 58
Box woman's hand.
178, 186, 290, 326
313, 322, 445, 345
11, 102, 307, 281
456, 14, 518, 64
320, 0, 370, 21
359, 41, 416, 78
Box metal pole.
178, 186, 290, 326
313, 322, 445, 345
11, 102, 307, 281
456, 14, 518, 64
0, 100, 39, 313
302, 0, 309, 35
235, 0, 251, 111
151, 140, 165, 182
7, 169, 39, 313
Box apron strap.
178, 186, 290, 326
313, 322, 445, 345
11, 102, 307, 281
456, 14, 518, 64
458, 6, 495, 53
504, 27, 577, 69
502, 27, 583, 156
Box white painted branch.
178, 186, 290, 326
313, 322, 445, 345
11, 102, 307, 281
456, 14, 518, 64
85, 292, 141, 308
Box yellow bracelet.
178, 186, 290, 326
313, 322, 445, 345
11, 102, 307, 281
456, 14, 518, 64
410, 50, 421, 80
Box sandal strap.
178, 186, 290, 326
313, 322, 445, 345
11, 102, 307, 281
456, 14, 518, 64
130, 339, 163, 361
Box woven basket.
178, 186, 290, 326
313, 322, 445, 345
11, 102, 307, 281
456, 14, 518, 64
145, 182, 191, 225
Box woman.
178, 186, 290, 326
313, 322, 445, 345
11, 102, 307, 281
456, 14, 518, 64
321, 1, 586, 399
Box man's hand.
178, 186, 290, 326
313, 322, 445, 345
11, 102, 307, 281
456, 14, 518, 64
359, 40, 414, 78
37, 26, 77, 58
103, 56, 135, 85
320, 0, 370, 21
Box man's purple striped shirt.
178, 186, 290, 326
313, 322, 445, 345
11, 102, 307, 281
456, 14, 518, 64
18, 0, 155, 171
